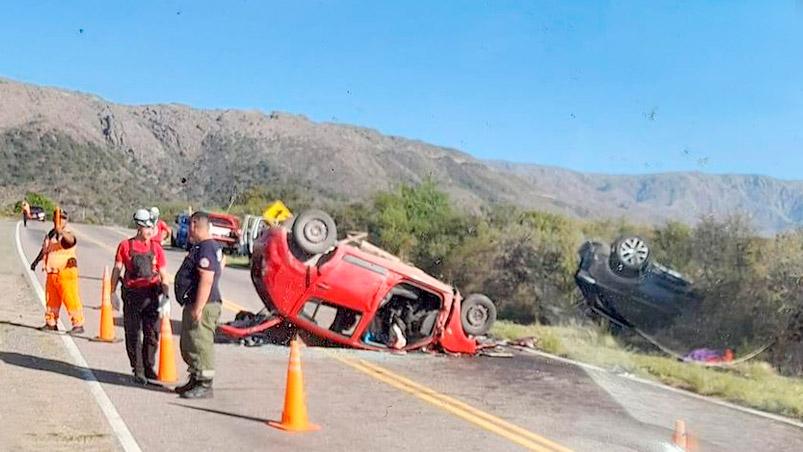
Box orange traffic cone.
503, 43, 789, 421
268, 338, 320, 432
672, 419, 688, 450
94, 267, 118, 342
157, 315, 177, 383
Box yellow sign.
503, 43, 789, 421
262, 200, 292, 223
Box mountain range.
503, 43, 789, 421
1, 77, 801, 234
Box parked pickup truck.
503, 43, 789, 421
238, 214, 266, 257
208, 212, 241, 253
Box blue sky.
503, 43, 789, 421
1, 1, 801, 178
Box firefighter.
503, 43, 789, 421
21, 200, 30, 227
174, 211, 224, 399
110, 209, 171, 384
150, 206, 171, 245
30, 210, 85, 333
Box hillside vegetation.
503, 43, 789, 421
216, 181, 802, 378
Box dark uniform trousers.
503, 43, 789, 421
122, 286, 160, 376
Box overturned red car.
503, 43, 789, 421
220, 210, 496, 354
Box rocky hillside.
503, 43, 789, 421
2, 77, 802, 233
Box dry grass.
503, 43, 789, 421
492, 320, 803, 420
224, 254, 250, 269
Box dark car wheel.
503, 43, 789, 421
461, 294, 497, 336
291, 209, 337, 255
610, 236, 650, 273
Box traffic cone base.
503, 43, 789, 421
157, 315, 178, 383
267, 420, 320, 432
268, 339, 319, 433
672, 419, 688, 450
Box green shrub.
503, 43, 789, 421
8, 192, 57, 218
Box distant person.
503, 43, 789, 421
174, 211, 223, 399
110, 209, 171, 384
30, 210, 85, 334
21, 200, 30, 227
150, 206, 171, 245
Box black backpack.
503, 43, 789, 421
174, 247, 197, 306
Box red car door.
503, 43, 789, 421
292, 251, 390, 342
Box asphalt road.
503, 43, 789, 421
4, 219, 803, 451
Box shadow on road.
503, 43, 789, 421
79, 275, 104, 282
0, 350, 172, 392
0, 320, 99, 341
170, 403, 274, 424
0, 320, 48, 333
0, 320, 93, 339
0, 319, 183, 342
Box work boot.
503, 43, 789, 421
132, 370, 148, 385
179, 380, 213, 399
144, 368, 158, 380
38, 324, 58, 332
69, 326, 85, 336
174, 375, 197, 395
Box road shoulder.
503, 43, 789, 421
0, 220, 118, 451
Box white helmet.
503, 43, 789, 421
133, 209, 154, 228
149, 206, 160, 220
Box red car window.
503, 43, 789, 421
298, 299, 362, 337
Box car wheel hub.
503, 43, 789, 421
303, 219, 328, 244
619, 238, 648, 266
466, 304, 489, 327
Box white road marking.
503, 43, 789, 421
14, 221, 142, 452
514, 346, 803, 429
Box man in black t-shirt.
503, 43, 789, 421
174, 211, 224, 399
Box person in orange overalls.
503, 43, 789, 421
30, 210, 85, 334
21, 200, 31, 227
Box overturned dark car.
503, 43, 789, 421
575, 236, 700, 331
